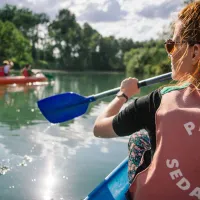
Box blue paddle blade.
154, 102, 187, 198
37, 92, 94, 123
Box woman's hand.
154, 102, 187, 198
120, 77, 140, 99
93, 77, 140, 138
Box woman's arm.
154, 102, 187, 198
93, 97, 127, 138
93, 77, 140, 138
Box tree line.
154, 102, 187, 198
0, 1, 193, 75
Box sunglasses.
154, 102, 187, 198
164, 39, 200, 55
164, 39, 186, 55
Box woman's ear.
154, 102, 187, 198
192, 45, 200, 65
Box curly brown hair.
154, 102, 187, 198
176, 1, 200, 87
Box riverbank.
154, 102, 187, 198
32, 69, 125, 75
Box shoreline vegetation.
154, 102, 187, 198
33, 69, 125, 75
0, 1, 192, 76
12, 69, 125, 75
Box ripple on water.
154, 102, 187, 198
0, 165, 10, 175
0, 155, 33, 176
18, 155, 33, 166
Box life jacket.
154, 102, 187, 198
128, 85, 200, 200
0, 66, 5, 76
22, 68, 29, 77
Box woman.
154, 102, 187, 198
93, 2, 200, 200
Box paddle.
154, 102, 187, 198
37, 72, 172, 124
35, 72, 54, 79
43, 72, 54, 79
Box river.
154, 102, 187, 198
0, 72, 169, 200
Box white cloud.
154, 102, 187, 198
78, 0, 127, 22
136, 0, 183, 19
0, 0, 185, 41
89, 17, 171, 41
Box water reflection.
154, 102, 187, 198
0, 84, 53, 129
43, 158, 56, 200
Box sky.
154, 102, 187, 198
0, 0, 185, 41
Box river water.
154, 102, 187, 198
0, 72, 168, 200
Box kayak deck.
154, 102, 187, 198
84, 157, 129, 200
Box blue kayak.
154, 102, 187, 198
84, 157, 129, 200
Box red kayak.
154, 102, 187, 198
0, 74, 47, 85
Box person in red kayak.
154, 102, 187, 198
0, 60, 14, 76
21, 64, 34, 77
93, 2, 200, 200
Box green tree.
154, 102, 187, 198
124, 40, 170, 76
48, 9, 83, 70
0, 4, 49, 62
0, 20, 32, 67
78, 23, 101, 69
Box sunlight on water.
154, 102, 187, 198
18, 155, 33, 167
0, 154, 34, 175
0, 165, 10, 175
43, 158, 56, 200
100, 146, 109, 153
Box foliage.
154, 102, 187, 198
124, 41, 171, 76
33, 60, 49, 69
0, 20, 32, 68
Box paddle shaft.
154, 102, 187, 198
37, 72, 172, 123
93, 72, 172, 101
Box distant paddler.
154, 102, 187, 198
21, 64, 54, 80
0, 60, 14, 77
21, 64, 34, 77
